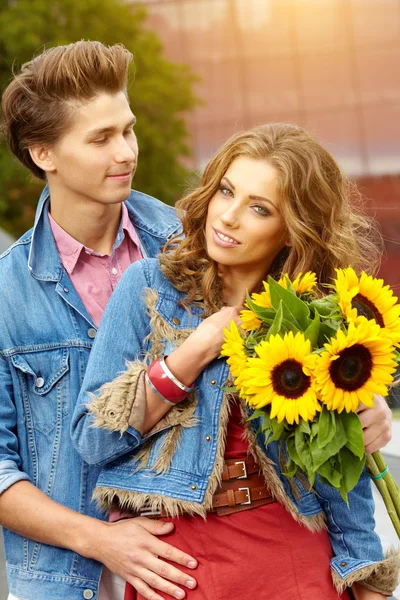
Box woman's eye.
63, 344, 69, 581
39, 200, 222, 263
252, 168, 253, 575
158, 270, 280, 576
252, 205, 271, 216
219, 186, 233, 197
93, 138, 107, 145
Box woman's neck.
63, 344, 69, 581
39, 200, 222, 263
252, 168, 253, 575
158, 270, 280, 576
220, 266, 265, 307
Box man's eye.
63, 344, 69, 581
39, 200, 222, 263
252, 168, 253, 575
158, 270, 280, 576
93, 138, 107, 145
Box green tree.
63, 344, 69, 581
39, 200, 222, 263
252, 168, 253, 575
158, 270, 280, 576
0, 0, 198, 237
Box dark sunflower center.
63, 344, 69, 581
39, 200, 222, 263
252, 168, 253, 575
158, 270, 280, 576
272, 359, 310, 399
351, 294, 384, 327
329, 344, 373, 391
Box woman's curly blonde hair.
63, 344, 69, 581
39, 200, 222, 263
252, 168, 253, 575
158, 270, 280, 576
160, 123, 381, 312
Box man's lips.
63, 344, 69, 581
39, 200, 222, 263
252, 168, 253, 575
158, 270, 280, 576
106, 172, 133, 178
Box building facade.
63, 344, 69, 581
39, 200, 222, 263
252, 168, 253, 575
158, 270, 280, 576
141, 0, 400, 287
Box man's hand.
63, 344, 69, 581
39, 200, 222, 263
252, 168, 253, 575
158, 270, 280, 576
0, 482, 197, 600
356, 394, 392, 454
90, 517, 197, 600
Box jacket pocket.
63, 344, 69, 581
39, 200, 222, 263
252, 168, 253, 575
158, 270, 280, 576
11, 347, 70, 434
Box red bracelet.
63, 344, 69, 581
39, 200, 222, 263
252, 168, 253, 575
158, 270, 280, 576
145, 357, 195, 406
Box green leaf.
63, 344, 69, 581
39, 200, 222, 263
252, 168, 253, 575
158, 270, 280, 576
295, 427, 314, 478
248, 409, 265, 421
340, 412, 365, 460
269, 417, 285, 441
310, 415, 346, 470
220, 385, 237, 393
266, 300, 283, 339
304, 311, 320, 348
245, 291, 276, 322
287, 435, 306, 470
281, 318, 301, 335
261, 413, 272, 432
339, 446, 366, 495
299, 419, 311, 435
309, 296, 337, 317
317, 407, 336, 448
282, 457, 298, 478
317, 458, 342, 489
319, 321, 340, 345
268, 276, 310, 330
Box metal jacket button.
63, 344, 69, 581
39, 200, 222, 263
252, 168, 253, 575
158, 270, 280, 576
190, 484, 197, 491
210, 380, 217, 386
88, 328, 97, 339
83, 590, 94, 599
205, 435, 212, 442
340, 562, 347, 567
35, 377, 45, 388
172, 317, 180, 325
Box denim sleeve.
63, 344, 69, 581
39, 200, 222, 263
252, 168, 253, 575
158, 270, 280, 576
71, 260, 152, 467
0, 354, 31, 494
315, 469, 399, 595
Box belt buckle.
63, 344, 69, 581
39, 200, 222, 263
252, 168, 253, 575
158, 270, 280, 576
238, 487, 251, 505
234, 460, 247, 479
139, 508, 162, 518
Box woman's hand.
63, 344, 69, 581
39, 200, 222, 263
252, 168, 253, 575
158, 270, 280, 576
356, 395, 392, 454
164, 306, 242, 388
142, 306, 242, 432
351, 581, 387, 599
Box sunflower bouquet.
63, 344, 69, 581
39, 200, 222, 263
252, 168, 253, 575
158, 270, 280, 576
221, 268, 400, 535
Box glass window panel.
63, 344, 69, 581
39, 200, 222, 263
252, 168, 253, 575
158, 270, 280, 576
245, 55, 300, 115
363, 103, 400, 175
191, 58, 243, 123
356, 46, 400, 105
302, 110, 365, 176
300, 52, 356, 110
237, 0, 293, 57
349, 0, 400, 46
145, 4, 183, 62
294, 0, 348, 53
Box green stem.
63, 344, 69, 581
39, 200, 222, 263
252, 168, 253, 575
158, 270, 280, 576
366, 452, 400, 538
371, 451, 400, 515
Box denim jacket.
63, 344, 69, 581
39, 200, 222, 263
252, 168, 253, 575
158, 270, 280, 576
72, 258, 399, 597
0, 187, 180, 600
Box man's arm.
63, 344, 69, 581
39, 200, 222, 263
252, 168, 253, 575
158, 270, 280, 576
0, 480, 197, 600
357, 394, 392, 454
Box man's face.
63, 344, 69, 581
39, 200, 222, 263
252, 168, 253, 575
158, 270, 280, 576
47, 91, 138, 209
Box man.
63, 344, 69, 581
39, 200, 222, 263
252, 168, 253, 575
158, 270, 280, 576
0, 41, 197, 600
0, 40, 392, 600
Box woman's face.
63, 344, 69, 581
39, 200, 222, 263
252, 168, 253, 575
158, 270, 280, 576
205, 156, 288, 278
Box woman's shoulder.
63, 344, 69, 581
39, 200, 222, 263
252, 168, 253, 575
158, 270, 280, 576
122, 257, 180, 297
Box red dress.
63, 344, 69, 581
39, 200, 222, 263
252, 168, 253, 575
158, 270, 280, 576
124, 402, 350, 600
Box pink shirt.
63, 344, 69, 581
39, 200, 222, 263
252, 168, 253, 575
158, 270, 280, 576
49, 203, 142, 327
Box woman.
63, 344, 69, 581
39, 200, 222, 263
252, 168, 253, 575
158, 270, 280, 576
71, 124, 399, 600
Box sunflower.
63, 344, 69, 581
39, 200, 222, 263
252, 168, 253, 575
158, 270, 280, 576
240, 331, 321, 424
292, 272, 317, 295
335, 267, 400, 345
240, 281, 272, 331
221, 321, 249, 394
314, 319, 397, 413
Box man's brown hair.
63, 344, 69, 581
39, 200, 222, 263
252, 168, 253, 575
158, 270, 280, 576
1, 40, 133, 179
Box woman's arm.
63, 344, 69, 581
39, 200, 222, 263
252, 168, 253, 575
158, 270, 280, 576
71, 259, 241, 465
314, 469, 399, 598
142, 305, 241, 432
351, 583, 386, 600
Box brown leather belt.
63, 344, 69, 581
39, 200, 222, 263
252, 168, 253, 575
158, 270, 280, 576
212, 456, 275, 516
135, 456, 276, 518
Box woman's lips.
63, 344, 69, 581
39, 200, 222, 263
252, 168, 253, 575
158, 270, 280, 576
213, 228, 241, 247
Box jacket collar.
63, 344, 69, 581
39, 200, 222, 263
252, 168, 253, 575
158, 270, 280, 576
28, 186, 180, 281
